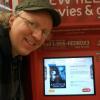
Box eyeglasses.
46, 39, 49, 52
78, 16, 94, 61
17, 15, 51, 38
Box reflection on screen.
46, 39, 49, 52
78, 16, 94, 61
43, 56, 95, 95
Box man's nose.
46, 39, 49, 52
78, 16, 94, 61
31, 29, 43, 41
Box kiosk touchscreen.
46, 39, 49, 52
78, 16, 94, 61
43, 56, 95, 96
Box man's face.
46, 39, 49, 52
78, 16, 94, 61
9, 11, 53, 56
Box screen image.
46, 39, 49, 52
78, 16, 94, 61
43, 56, 95, 96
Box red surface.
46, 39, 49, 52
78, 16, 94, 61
50, 0, 100, 28
29, 33, 100, 100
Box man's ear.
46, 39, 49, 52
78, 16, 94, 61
9, 14, 16, 27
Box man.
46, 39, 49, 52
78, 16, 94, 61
0, 0, 61, 100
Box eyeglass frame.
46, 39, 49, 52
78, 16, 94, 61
16, 14, 51, 38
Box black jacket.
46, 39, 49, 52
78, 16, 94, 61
0, 24, 31, 100
0, 24, 29, 100
0, 24, 13, 100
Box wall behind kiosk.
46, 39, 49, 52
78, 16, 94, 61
29, 32, 100, 100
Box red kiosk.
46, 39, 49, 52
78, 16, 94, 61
29, 1, 100, 100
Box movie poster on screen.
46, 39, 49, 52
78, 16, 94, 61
49, 65, 66, 88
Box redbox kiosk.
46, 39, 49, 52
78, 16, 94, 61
29, 1, 100, 100
30, 33, 100, 100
